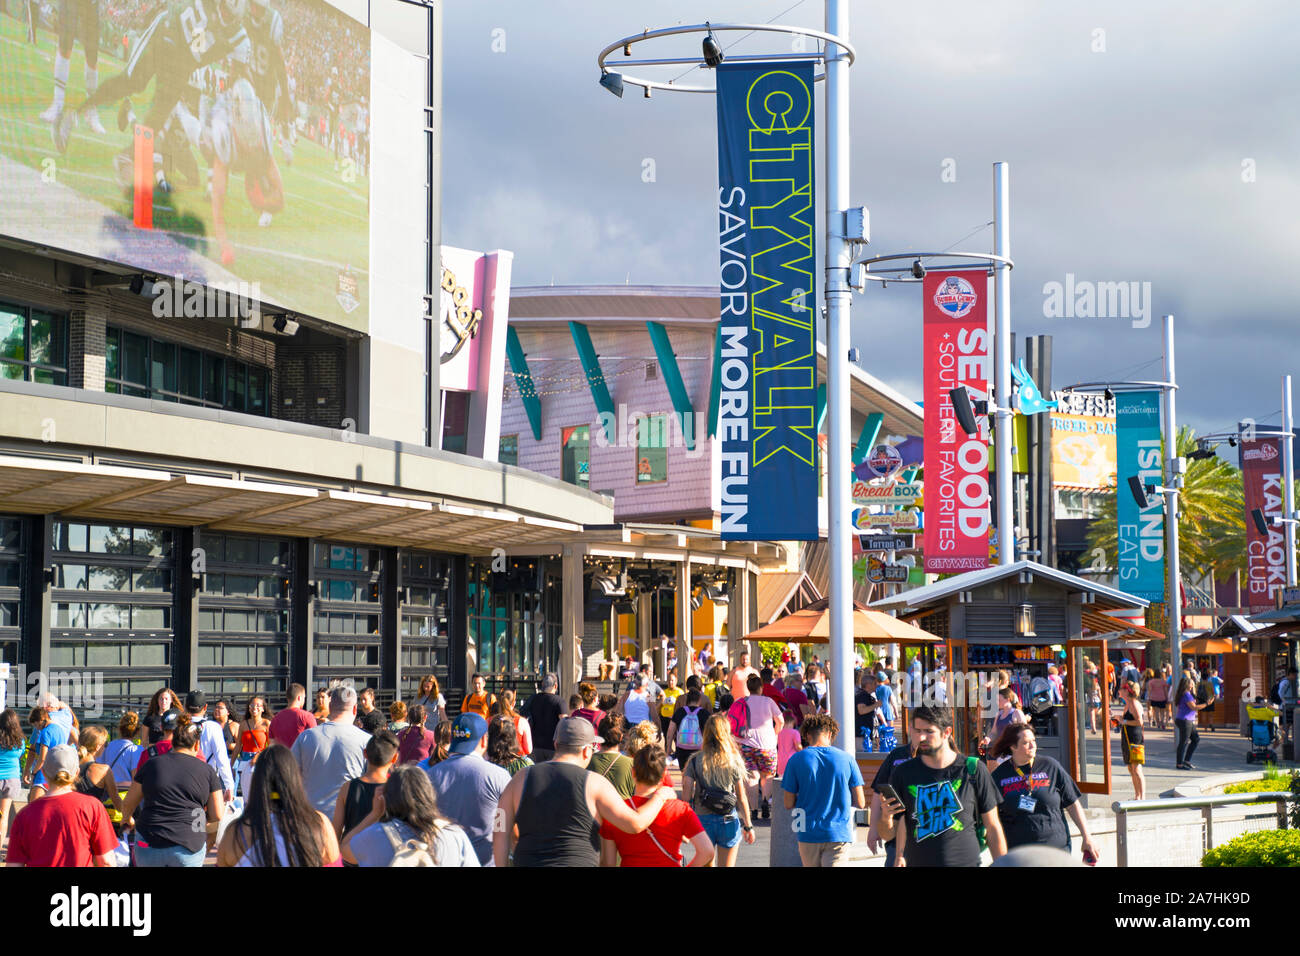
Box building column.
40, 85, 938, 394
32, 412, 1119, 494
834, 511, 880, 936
638, 588, 652, 670
381, 546, 400, 696
175, 527, 200, 692
677, 558, 691, 685
449, 554, 468, 693
290, 538, 314, 691
68, 306, 107, 391
560, 545, 584, 700
726, 567, 743, 668
22, 515, 53, 698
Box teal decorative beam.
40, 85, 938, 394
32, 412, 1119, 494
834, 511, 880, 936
902, 467, 918, 483
708, 323, 723, 439
505, 327, 542, 441
815, 383, 828, 434
646, 321, 696, 451
568, 321, 616, 444
852, 412, 883, 465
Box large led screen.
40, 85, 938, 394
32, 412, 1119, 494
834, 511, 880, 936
0, 0, 370, 330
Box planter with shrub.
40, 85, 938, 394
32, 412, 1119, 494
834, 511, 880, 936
1202, 829, 1300, 867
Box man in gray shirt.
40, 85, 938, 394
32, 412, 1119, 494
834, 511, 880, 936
423, 712, 510, 866
291, 684, 371, 814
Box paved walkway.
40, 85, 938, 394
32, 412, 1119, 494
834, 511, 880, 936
728, 724, 1298, 868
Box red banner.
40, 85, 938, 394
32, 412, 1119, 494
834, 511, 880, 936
922, 272, 991, 572
1241, 439, 1287, 611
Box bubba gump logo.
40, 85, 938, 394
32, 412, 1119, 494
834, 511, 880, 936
933, 275, 977, 319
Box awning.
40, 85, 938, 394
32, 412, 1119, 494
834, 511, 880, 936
1081, 610, 1167, 643
756, 571, 820, 625
747, 598, 942, 644
0, 454, 584, 553
1240, 623, 1298, 642
1180, 637, 1235, 655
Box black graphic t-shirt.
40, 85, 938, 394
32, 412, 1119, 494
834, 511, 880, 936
989, 755, 1080, 850
891, 753, 998, 867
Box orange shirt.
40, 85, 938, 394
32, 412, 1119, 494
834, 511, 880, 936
730, 667, 757, 700
462, 692, 495, 718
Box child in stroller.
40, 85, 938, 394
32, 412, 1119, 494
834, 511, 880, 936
1244, 699, 1279, 764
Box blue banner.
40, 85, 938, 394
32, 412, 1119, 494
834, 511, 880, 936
716, 62, 819, 540
1116, 391, 1165, 601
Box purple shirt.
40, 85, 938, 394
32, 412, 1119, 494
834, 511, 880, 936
1175, 692, 1196, 722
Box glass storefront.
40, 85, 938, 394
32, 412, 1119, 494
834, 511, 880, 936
467, 557, 561, 686
49, 521, 175, 707
311, 542, 383, 691
0, 518, 21, 687
196, 532, 293, 705
399, 551, 452, 700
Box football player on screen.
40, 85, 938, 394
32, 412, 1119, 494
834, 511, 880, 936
55, 0, 251, 164
242, 0, 295, 166
204, 77, 284, 265
39, 0, 106, 133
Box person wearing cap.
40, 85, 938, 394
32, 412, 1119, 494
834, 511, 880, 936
493, 716, 672, 867
422, 712, 510, 866
185, 689, 235, 803
291, 684, 372, 815
6, 745, 118, 867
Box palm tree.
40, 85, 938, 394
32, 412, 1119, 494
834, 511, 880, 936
1085, 426, 1247, 583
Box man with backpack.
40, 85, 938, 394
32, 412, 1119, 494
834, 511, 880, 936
668, 689, 708, 772
877, 704, 1006, 867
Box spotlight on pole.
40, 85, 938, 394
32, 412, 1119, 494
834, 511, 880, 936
910, 259, 926, 279
1187, 443, 1217, 462
702, 25, 724, 67
948, 386, 979, 436
1128, 475, 1152, 509
1104, 387, 1115, 403
599, 71, 624, 98
1251, 508, 1270, 536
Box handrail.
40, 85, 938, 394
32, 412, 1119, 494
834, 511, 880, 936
1112, 792, 1292, 813
1111, 791, 1292, 866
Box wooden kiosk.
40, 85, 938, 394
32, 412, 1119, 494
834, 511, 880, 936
870, 560, 1151, 796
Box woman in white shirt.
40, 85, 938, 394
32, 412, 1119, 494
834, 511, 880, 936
618, 675, 653, 727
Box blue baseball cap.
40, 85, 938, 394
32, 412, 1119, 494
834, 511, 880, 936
450, 712, 488, 755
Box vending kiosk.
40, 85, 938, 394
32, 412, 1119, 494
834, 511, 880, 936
871, 560, 1153, 796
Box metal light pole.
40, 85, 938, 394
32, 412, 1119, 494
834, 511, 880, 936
993, 163, 1014, 566
825, 0, 855, 753
1162, 315, 1183, 670
1284, 375, 1296, 587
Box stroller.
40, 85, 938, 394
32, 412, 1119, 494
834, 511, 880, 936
1244, 700, 1280, 764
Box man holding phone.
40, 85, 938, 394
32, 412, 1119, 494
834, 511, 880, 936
867, 721, 923, 867
875, 705, 1007, 867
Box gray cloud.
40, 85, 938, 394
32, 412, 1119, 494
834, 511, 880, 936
440, 0, 1300, 435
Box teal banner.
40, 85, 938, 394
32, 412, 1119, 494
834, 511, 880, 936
715, 61, 819, 540
1116, 391, 1165, 601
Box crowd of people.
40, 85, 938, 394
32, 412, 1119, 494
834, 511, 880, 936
0, 648, 1269, 868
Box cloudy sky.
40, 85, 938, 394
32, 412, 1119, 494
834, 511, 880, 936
440, 0, 1300, 439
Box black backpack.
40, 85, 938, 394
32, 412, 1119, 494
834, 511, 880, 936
1270, 680, 1284, 707
715, 683, 734, 712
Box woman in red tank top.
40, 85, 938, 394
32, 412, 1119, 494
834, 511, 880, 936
237, 696, 271, 803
